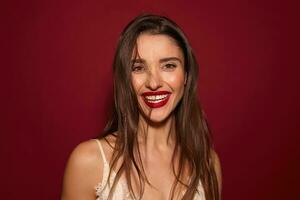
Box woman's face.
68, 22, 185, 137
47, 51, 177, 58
131, 33, 186, 123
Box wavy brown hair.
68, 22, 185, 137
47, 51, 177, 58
98, 14, 219, 200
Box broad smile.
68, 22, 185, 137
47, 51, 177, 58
142, 91, 171, 108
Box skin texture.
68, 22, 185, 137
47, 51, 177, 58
61, 34, 222, 200
131, 34, 186, 124
61, 139, 222, 200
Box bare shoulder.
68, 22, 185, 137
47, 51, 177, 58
211, 149, 222, 192
61, 139, 105, 200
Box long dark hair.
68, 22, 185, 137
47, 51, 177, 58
99, 14, 219, 200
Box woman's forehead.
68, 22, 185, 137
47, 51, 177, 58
131, 33, 184, 62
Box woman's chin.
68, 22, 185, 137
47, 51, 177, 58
140, 112, 172, 126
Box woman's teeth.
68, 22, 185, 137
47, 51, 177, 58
144, 94, 169, 102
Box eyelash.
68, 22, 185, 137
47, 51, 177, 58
163, 63, 177, 69
131, 65, 145, 72
131, 63, 177, 73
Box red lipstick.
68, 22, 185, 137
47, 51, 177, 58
142, 91, 171, 108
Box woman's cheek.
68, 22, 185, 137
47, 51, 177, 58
164, 72, 185, 88
131, 75, 146, 93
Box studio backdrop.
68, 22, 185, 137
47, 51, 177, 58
2, 0, 299, 199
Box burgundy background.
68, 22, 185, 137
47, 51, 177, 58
2, 0, 299, 199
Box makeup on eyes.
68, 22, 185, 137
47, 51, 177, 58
131, 61, 179, 73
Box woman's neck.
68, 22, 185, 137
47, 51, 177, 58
137, 114, 176, 152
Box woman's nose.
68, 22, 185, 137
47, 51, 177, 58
145, 68, 162, 90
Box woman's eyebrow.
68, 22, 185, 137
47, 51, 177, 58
131, 58, 145, 64
159, 57, 182, 64
131, 57, 183, 64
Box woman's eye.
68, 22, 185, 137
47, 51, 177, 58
132, 65, 145, 72
163, 63, 177, 70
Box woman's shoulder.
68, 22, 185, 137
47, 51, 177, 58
64, 135, 117, 175
61, 135, 116, 200
65, 139, 104, 172
66, 133, 117, 168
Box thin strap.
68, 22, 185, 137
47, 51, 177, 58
95, 139, 108, 164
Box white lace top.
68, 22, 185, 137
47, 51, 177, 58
94, 139, 206, 200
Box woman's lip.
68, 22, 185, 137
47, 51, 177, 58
142, 94, 171, 108
142, 91, 171, 96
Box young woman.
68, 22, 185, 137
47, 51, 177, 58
61, 14, 222, 200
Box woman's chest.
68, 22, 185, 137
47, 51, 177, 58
130, 164, 190, 200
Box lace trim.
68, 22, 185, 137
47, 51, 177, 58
95, 178, 205, 200
95, 162, 132, 200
